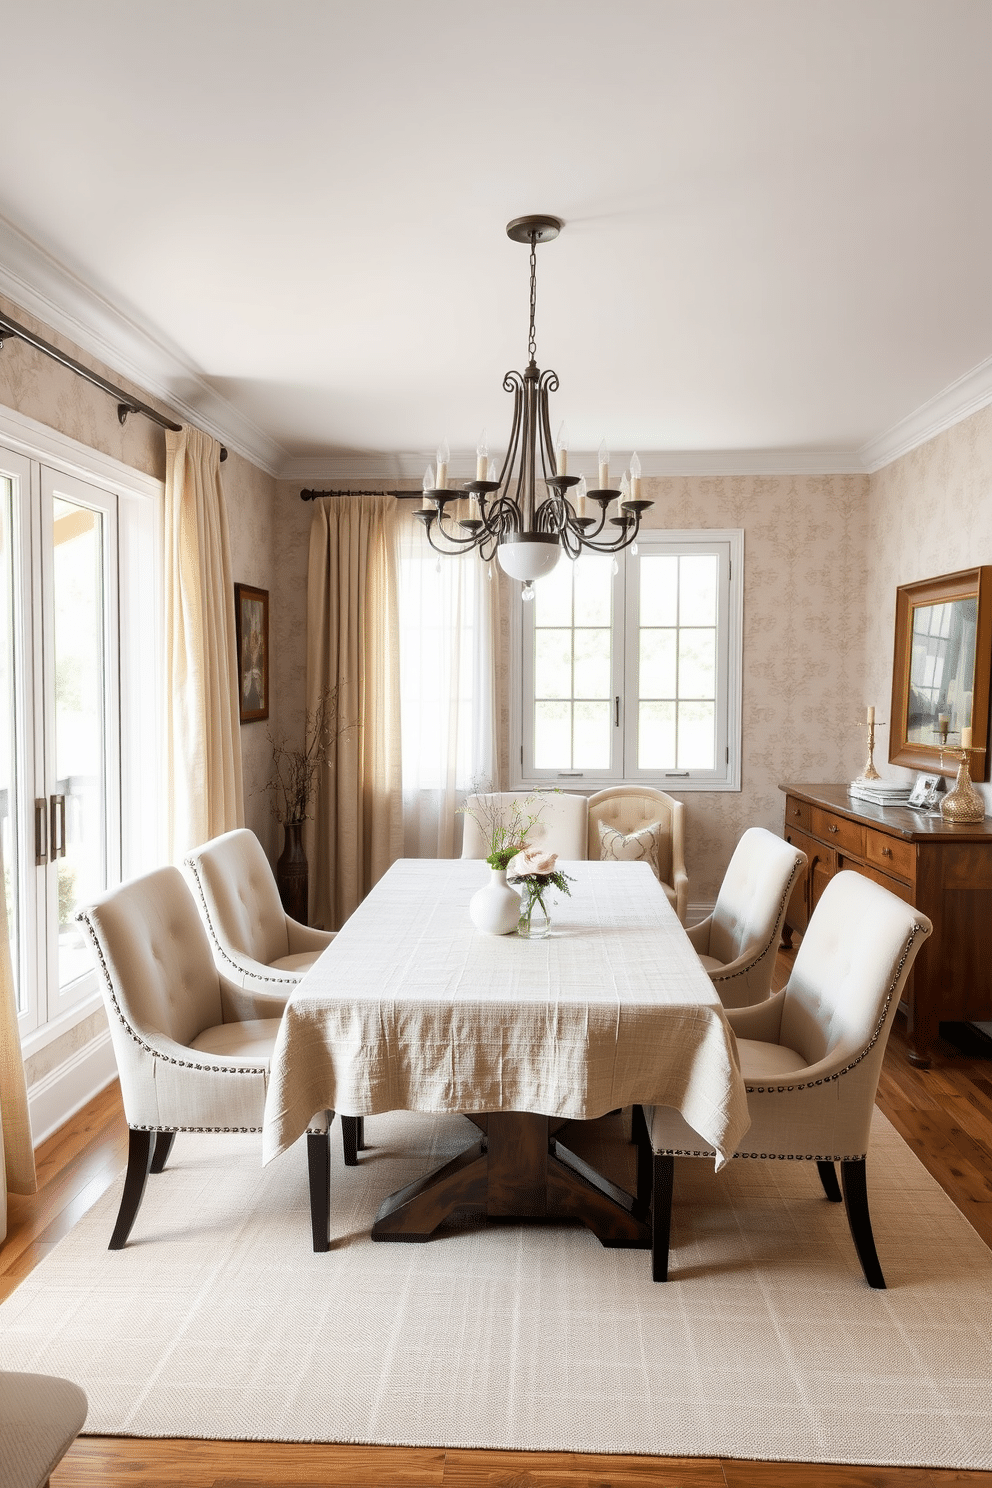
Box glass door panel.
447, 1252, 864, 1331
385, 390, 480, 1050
52, 497, 108, 990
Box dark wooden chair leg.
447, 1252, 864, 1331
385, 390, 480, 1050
651, 1153, 675, 1282
341, 1115, 361, 1167
307, 1122, 331, 1253
109, 1128, 156, 1250
150, 1131, 176, 1174
631, 1104, 653, 1209
817, 1159, 842, 1202
840, 1158, 885, 1289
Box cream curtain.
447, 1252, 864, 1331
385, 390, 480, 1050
164, 427, 244, 860
306, 496, 403, 930
395, 508, 498, 857
1, 836, 36, 1244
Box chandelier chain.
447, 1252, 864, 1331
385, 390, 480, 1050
528, 234, 538, 363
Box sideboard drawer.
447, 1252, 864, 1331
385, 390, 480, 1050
784, 795, 811, 832
865, 829, 915, 885
810, 807, 864, 858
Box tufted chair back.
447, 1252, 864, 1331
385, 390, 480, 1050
186, 828, 291, 967
707, 828, 801, 966
587, 786, 688, 922
461, 791, 588, 861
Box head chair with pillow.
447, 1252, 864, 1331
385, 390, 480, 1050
636, 871, 932, 1287
461, 790, 588, 861
77, 865, 334, 1252
686, 826, 807, 1008
587, 786, 688, 924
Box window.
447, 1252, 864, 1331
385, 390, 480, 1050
514, 530, 742, 791
0, 423, 162, 1049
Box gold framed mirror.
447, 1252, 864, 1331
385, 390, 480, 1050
889, 566, 992, 779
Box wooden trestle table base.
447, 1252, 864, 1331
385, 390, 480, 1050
370, 1111, 650, 1246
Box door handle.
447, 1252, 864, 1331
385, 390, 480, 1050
35, 798, 48, 865
50, 794, 66, 859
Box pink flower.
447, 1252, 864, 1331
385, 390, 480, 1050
513, 847, 558, 877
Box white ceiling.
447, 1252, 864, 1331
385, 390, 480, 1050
2, 0, 992, 479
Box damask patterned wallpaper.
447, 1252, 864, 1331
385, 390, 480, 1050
863, 402, 992, 813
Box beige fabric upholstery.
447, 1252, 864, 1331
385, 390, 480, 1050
647, 871, 932, 1162
685, 827, 807, 1008
0, 1370, 87, 1488
184, 828, 334, 997
587, 786, 689, 923
461, 791, 588, 862
76, 866, 299, 1133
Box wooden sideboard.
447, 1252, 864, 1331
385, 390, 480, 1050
781, 783, 992, 1066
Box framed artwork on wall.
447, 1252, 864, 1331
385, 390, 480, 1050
235, 582, 269, 722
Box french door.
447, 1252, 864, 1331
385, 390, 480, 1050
1, 446, 120, 1037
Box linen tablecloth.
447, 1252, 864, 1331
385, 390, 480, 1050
262, 858, 749, 1167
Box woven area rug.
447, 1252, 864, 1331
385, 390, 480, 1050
2, 1106, 991, 1467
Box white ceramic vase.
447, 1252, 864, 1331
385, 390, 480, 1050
469, 868, 521, 935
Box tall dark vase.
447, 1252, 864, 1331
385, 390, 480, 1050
276, 820, 309, 925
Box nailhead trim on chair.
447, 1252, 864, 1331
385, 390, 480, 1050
708, 855, 805, 991
744, 921, 926, 1095
184, 861, 299, 986
76, 911, 268, 1076
658, 1146, 868, 1161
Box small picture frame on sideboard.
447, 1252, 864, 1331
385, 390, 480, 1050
907, 772, 943, 810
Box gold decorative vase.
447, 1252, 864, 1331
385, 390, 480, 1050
940, 751, 986, 823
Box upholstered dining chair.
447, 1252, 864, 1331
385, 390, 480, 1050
0, 1370, 88, 1488
635, 870, 932, 1287
184, 827, 335, 989
685, 827, 807, 1008
586, 786, 689, 923
461, 790, 588, 861
76, 866, 334, 1252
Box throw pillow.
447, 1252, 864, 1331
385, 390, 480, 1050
597, 819, 662, 879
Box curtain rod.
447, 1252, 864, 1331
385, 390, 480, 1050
0, 310, 228, 461
300, 488, 420, 501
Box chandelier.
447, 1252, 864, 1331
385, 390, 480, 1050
415, 215, 652, 593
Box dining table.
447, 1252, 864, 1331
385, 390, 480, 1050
262, 857, 750, 1249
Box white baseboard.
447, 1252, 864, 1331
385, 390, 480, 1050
28, 1028, 119, 1148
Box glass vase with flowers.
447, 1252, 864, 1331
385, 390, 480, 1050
507, 848, 574, 939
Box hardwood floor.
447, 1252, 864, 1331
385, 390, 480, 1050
3, 947, 992, 1487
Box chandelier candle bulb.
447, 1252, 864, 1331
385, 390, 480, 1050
476, 430, 489, 482
598, 439, 610, 490
556, 422, 569, 476
576, 474, 587, 518
422, 465, 435, 509
436, 439, 450, 491
630, 452, 642, 499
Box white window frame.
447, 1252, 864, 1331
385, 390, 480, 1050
512, 529, 743, 792
0, 405, 163, 1056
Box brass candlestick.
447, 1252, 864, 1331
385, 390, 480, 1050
855, 719, 886, 781
939, 746, 986, 822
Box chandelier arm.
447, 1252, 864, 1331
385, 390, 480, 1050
576, 514, 644, 555
417, 512, 485, 555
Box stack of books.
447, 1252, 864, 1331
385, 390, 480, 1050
848, 778, 913, 807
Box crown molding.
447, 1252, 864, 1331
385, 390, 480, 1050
860, 354, 992, 473
278, 446, 869, 483
0, 213, 286, 475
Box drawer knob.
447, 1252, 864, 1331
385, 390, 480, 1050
793, 807, 801, 817
828, 824, 839, 834
881, 846, 892, 857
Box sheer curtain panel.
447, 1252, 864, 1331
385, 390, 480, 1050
396, 510, 498, 858
164, 427, 244, 860
306, 497, 403, 930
